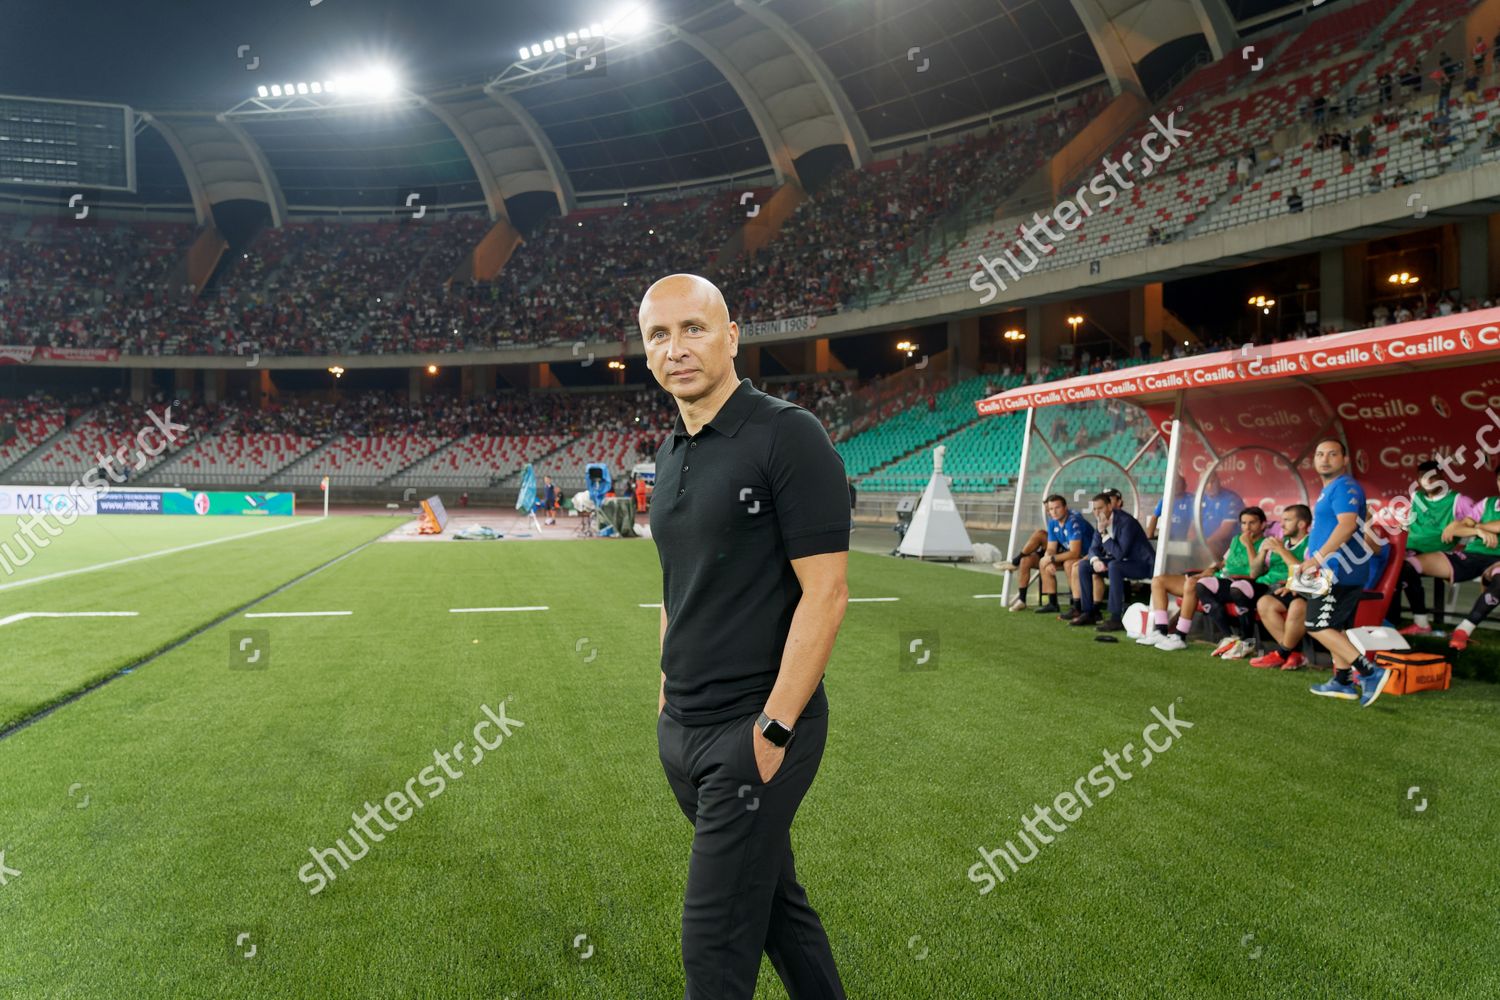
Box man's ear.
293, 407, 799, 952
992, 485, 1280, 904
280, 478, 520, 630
728, 320, 739, 357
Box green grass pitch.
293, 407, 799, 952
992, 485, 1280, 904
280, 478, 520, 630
1, 515, 1497, 998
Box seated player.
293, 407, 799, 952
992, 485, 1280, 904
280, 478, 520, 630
1396, 460, 1493, 635
1448, 463, 1500, 651
1072, 492, 1156, 630
1139, 507, 1269, 654
1301, 439, 1391, 708
1004, 494, 1095, 614
1246, 505, 1314, 669
1145, 472, 1244, 556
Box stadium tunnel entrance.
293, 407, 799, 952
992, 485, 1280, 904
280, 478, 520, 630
977, 308, 1500, 601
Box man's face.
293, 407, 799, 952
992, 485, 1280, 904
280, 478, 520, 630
1206, 472, 1222, 496
1240, 514, 1265, 540
1091, 500, 1110, 526
1046, 499, 1067, 522
1418, 468, 1443, 497
639, 276, 738, 404
1313, 441, 1347, 478
1281, 510, 1306, 538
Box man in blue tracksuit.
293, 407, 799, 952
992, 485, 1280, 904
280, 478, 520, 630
1073, 491, 1157, 631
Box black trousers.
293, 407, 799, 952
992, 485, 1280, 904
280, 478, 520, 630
657, 708, 845, 1000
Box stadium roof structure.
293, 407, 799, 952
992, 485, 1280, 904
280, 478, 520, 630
0, 0, 1304, 214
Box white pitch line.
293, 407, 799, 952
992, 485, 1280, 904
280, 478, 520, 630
0, 611, 139, 628
847, 597, 900, 603
0, 518, 315, 594
244, 611, 353, 618
973, 594, 1004, 599
638, 603, 661, 608
449, 606, 549, 614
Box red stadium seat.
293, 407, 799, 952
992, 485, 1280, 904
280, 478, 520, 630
1353, 520, 1408, 629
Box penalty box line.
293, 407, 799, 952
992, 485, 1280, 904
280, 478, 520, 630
0, 532, 382, 745
0, 518, 317, 595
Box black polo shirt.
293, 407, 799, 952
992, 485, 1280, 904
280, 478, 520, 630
651, 377, 850, 726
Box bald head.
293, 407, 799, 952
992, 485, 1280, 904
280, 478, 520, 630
638, 273, 731, 329
639, 273, 739, 405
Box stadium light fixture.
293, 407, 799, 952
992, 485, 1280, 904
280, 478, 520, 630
427, 364, 439, 375
1388, 271, 1418, 285
1004, 328, 1025, 341
328, 365, 346, 378
1066, 315, 1084, 337
519, 46, 532, 61
896, 340, 917, 358
257, 85, 270, 98
1248, 295, 1276, 314
608, 360, 626, 370
542, 39, 556, 52
270, 84, 283, 97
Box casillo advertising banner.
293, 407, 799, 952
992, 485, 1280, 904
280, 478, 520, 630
1139, 366, 1500, 503
975, 310, 1500, 415
0, 346, 121, 364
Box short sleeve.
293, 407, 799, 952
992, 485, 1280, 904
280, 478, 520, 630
1330, 480, 1363, 517
1153, 499, 1163, 517
1454, 494, 1482, 521
768, 406, 851, 560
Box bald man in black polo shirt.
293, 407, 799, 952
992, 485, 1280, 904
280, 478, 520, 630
643, 273, 850, 1000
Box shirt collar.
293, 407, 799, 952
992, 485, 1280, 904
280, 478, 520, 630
667, 378, 757, 452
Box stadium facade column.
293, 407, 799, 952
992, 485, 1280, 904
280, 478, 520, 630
1025, 306, 1042, 374
1128, 284, 1163, 355
737, 344, 761, 380
204, 370, 226, 405
129, 370, 148, 404
1489, 216, 1500, 294
945, 317, 979, 379
1342, 245, 1368, 330
1459, 218, 1489, 303
1319, 248, 1346, 330
409, 369, 423, 404
174, 369, 194, 398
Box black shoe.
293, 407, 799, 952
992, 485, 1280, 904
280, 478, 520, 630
1058, 608, 1083, 623
1095, 616, 1126, 633
1069, 611, 1101, 627
1035, 602, 1061, 614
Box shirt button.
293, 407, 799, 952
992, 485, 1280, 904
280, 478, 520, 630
682, 466, 689, 471
690, 441, 697, 448
678, 488, 685, 495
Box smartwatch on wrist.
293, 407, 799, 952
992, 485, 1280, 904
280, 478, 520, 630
757, 712, 793, 748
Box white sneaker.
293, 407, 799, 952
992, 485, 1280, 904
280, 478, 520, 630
1136, 630, 1165, 645
1210, 636, 1239, 658
1222, 639, 1253, 660
1007, 597, 1026, 612
1156, 633, 1188, 651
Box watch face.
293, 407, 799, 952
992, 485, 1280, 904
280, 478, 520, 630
761, 718, 792, 747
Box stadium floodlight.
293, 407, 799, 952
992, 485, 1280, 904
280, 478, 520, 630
427, 364, 439, 375
896, 340, 917, 358
580, 26, 592, 39
608, 3, 652, 36
553, 36, 566, 49
519, 46, 531, 61
590, 22, 604, 36
567, 31, 579, 44
1004, 328, 1025, 341
1388, 271, 1418, 285
1066, 315, 1084, 336
530, 44, 543, 58
324, 78, 339, 92
296, 82, 310, 95
284, 82, 296, 97
257, 85, 270, 98
328, 365, 346, 378
270, 84, 283, 97
542, 39, 555, 52
1248, 295, 1275, 314
310, 81, 322, 94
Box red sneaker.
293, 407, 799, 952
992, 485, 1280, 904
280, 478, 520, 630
1449, 630, 1470, 652
1248, 650, 1285, 669
1279, 652, 1308, 671
1398, 623, 1431, 636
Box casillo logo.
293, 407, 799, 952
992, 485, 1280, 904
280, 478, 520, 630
1431, 395, 1451, 419
1387, 334, 1459, 359
1380, 435, 1443, 469
1356, 449, 1370, 475
1460, 387, 1500, 411
1236, 407, 1302, 430
1336, 397, 1419, 429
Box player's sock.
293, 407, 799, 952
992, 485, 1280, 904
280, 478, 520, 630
1352, 655, 1376, 677
1456, 619, 1477, 636
1153, 610, 1170, 635
1334, 666, 1354, 686
1174, 616, 1192, 635
1412, 614, 1431, 629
